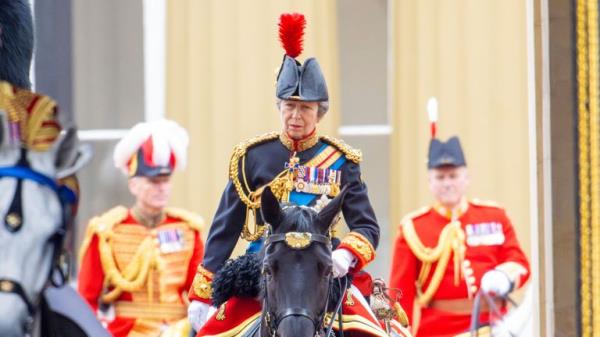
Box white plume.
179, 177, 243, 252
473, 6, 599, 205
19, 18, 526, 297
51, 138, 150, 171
113, 119, 189, 175
427, 97, 438, 123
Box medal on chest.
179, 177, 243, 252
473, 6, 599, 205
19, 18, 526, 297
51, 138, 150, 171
157, 228, 185, 253
465, 222, 505, 246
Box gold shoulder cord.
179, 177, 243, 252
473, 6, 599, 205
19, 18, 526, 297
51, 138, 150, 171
228, 132, 285, 241
401, 219, 465, 306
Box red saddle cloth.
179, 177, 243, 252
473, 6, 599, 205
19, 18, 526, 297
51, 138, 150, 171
196, 287, 411, 337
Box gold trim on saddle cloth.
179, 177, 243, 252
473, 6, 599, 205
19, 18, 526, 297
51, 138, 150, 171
324, 313, 388, 337
202, 313, 261, 337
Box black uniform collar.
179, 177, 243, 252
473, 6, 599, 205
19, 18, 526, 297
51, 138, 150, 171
279, 129, 319, 152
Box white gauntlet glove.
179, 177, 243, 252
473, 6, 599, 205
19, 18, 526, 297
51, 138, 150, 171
188, 300, 213, 331
480, 269, 513, 297
332, 249, 356, 278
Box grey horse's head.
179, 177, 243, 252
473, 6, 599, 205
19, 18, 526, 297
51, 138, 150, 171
0, 127, 90, 337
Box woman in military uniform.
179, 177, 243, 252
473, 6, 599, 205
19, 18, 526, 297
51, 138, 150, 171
187, 13, 406, 337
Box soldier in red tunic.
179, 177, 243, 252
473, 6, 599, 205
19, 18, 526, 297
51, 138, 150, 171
389, 104, 530, 337
78, 120, 205, 337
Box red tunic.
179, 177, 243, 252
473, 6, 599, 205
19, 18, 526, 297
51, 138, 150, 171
389, 200, 530, 337
78, 207, 204, 337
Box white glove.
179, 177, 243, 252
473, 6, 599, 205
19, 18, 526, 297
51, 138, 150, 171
480, 269, 513, 297
188, 300, 212, 332
332, 249, 356, 278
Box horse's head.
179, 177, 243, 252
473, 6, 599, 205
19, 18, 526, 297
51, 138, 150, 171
260, 186, 347, 337
0, 128, 90, 337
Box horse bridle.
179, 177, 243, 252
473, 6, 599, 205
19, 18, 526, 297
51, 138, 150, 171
261, 231, 335, 337
0, 148, 77, 332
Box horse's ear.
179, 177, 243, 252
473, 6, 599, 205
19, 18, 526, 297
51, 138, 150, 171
53, 127, 93, 179
316, 186, 349, 232
260, 186, 282, 229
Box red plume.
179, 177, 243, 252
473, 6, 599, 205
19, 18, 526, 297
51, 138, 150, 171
278, 13, 306, 58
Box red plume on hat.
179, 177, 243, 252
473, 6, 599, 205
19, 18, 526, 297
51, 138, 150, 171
278, 13, 306, 58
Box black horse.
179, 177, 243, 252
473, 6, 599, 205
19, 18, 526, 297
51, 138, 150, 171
258, 186, 347, 337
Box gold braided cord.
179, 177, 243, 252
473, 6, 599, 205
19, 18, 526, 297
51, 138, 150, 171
99, 236, 155, 302
401, 220, 465, 306
228, 132, 279, 241
228, 132, 279, 209
587, 0, 600, 334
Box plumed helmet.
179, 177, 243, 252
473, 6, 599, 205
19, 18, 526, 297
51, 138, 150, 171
275, 13, 328, 103
425, 97, 467, 168
113, 120, 189, 177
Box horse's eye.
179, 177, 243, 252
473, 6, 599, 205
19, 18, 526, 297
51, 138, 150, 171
263, 263, 275, 279
318, 262, 332, 277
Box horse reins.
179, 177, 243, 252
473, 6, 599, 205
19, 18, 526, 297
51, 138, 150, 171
469, 290, 518, 337
0, 148, 78, 333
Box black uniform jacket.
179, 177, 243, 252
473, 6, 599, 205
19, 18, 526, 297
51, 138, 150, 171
202, 133, 380, 274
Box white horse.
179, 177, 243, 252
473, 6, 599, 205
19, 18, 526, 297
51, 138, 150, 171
0, 124, 105, 337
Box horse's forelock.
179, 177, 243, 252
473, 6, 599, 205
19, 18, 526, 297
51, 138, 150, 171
277, 206, 320, 234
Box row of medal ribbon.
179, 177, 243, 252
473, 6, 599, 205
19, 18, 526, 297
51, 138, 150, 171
294, 165, 341, 195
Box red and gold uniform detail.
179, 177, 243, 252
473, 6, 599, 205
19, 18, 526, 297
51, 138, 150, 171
0, 80, 62, 151
389, 200, 530, 337
78, 206, 204, 337
197, 288, 411, 337
339, 232, 376, 271
189, 265, 214, 303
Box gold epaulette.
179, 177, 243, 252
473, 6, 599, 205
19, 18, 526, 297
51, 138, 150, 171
399, 206, 431, 224
78, 206, 129, 263
228, 132, 279, 209
0, 81, 61, 151
470, 198, 502, 209
320, 135, 362, 164
166, 207, 204, 232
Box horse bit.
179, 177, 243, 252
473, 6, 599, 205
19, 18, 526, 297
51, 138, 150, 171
0, 148, 77, 333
